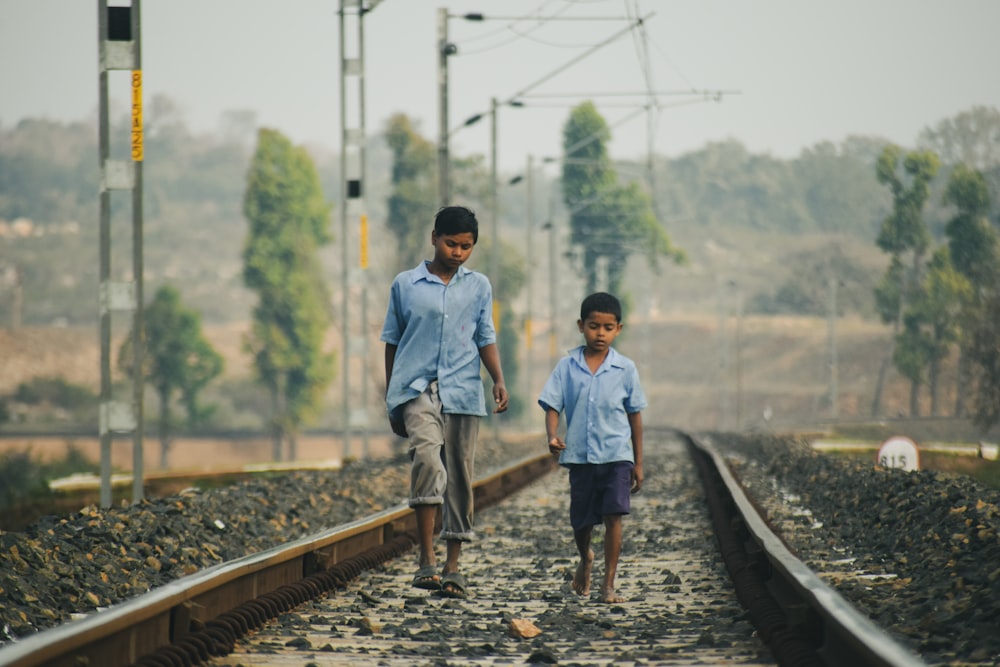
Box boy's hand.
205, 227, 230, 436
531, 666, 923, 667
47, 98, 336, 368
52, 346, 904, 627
389, 417, 408, 438
547, 436, 566, 456
492, 382, 509, 413
631, 463, 644, 494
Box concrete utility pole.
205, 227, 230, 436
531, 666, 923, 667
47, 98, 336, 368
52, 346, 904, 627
97, 0, 144, 506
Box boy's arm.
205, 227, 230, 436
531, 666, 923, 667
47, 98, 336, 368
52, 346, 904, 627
478, 343, 509, 413
384, 343, 397, 391
628, 411, 644, 493
384, 343, 407, 438
545, 407, 565, 455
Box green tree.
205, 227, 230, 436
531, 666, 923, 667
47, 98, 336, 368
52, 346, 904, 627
892, 311, 932, 416
918, 106, 1000, 173
243, 128, 334, 460
560, 102, 683, 295
793, 141, 891, 236
944, 165, 997, 286
118, 285, 223, 468
873, 255, 906, 327
489, 237, 527, 418
898, 248, 971, 415
942, 164, 1000, 427
942, 164, 999, 416
384, 114, 438, 272
969, 288, 1000, 431
870, 145, 939, 416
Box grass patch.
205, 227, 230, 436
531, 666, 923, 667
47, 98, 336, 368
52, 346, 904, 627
0, 443, 97, 512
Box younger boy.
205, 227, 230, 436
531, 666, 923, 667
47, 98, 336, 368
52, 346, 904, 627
381, 205, 508, 599
538, 292, 646, 604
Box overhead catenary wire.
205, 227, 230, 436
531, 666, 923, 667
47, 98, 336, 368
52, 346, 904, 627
454, 3, 633, 56
447, 15, 655, 139
451, 0, 568, 48
502, 13, 654, 108
450, 2, 739, 174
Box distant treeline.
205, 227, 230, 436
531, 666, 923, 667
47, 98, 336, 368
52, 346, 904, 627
1, 100, 998, 326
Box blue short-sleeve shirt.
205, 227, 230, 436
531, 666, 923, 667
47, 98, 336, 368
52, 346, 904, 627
538, 346, 647, 466
381, 261, 496, 419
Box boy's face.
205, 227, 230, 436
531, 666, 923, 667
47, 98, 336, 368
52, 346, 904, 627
431, 231, 475, 270
577, 311, 623, 353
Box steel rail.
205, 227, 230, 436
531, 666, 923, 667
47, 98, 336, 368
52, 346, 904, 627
682, 430, 926, 667
2, 431, 929, 667
0, 452, 557, 667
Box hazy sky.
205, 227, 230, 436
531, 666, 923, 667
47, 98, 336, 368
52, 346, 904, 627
2, 1, 999, 173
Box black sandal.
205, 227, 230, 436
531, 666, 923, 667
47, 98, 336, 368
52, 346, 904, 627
412, 565, 441, 590
438, 571, 467, 599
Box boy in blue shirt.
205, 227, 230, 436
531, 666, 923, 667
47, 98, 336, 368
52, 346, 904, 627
538, 292, 646, 603
381, 205, 508, 599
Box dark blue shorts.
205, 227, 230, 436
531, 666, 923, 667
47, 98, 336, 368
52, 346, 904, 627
568, 461, 634, 530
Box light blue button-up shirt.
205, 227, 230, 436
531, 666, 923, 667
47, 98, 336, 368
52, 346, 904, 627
381, 261, 496, 420
538, 346, 647, 466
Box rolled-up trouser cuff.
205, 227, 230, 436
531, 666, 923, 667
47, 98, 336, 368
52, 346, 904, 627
440, 530, 475, 542
408, 496, 443, 507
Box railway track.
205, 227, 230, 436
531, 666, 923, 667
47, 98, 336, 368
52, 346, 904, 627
0, 429, 926, 667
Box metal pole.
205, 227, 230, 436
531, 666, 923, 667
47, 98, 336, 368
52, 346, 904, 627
340, 1, 378, 458
437, 8, 450, 207
357, 5, 370, 458
338, 4, 351, 460
524, 154, 534, 417
548, 217, 557, 369
130, 0, 144, 501
97, 0, 112, 508
490, 97, 499, 298
97, 0, 144, 504
489, 97, 500, 435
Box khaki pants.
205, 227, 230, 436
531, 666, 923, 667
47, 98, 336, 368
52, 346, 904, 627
402, 381, 480, 541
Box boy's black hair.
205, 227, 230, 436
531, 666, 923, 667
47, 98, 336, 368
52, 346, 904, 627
434, 206, 479, 243
580, 292, 622, 323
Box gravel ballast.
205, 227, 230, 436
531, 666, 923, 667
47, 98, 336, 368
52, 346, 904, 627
0, 437, 540, 645
2, 431, 998, 666
712, 432, 1000, 665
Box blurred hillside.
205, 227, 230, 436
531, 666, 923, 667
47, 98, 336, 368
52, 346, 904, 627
2, 104, 999, 436
3, 103, 998, 330
4, 310, 996, 440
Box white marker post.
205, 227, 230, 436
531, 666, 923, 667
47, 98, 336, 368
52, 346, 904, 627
876, 436, 920, 471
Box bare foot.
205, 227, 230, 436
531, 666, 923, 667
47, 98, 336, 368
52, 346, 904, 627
600, 578, 624, 603
572, 550, 594, 596
600, 588, 625, 603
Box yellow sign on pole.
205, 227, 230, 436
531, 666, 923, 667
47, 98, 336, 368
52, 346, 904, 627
359, 214, 369, 269
131, 70, 143, 161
